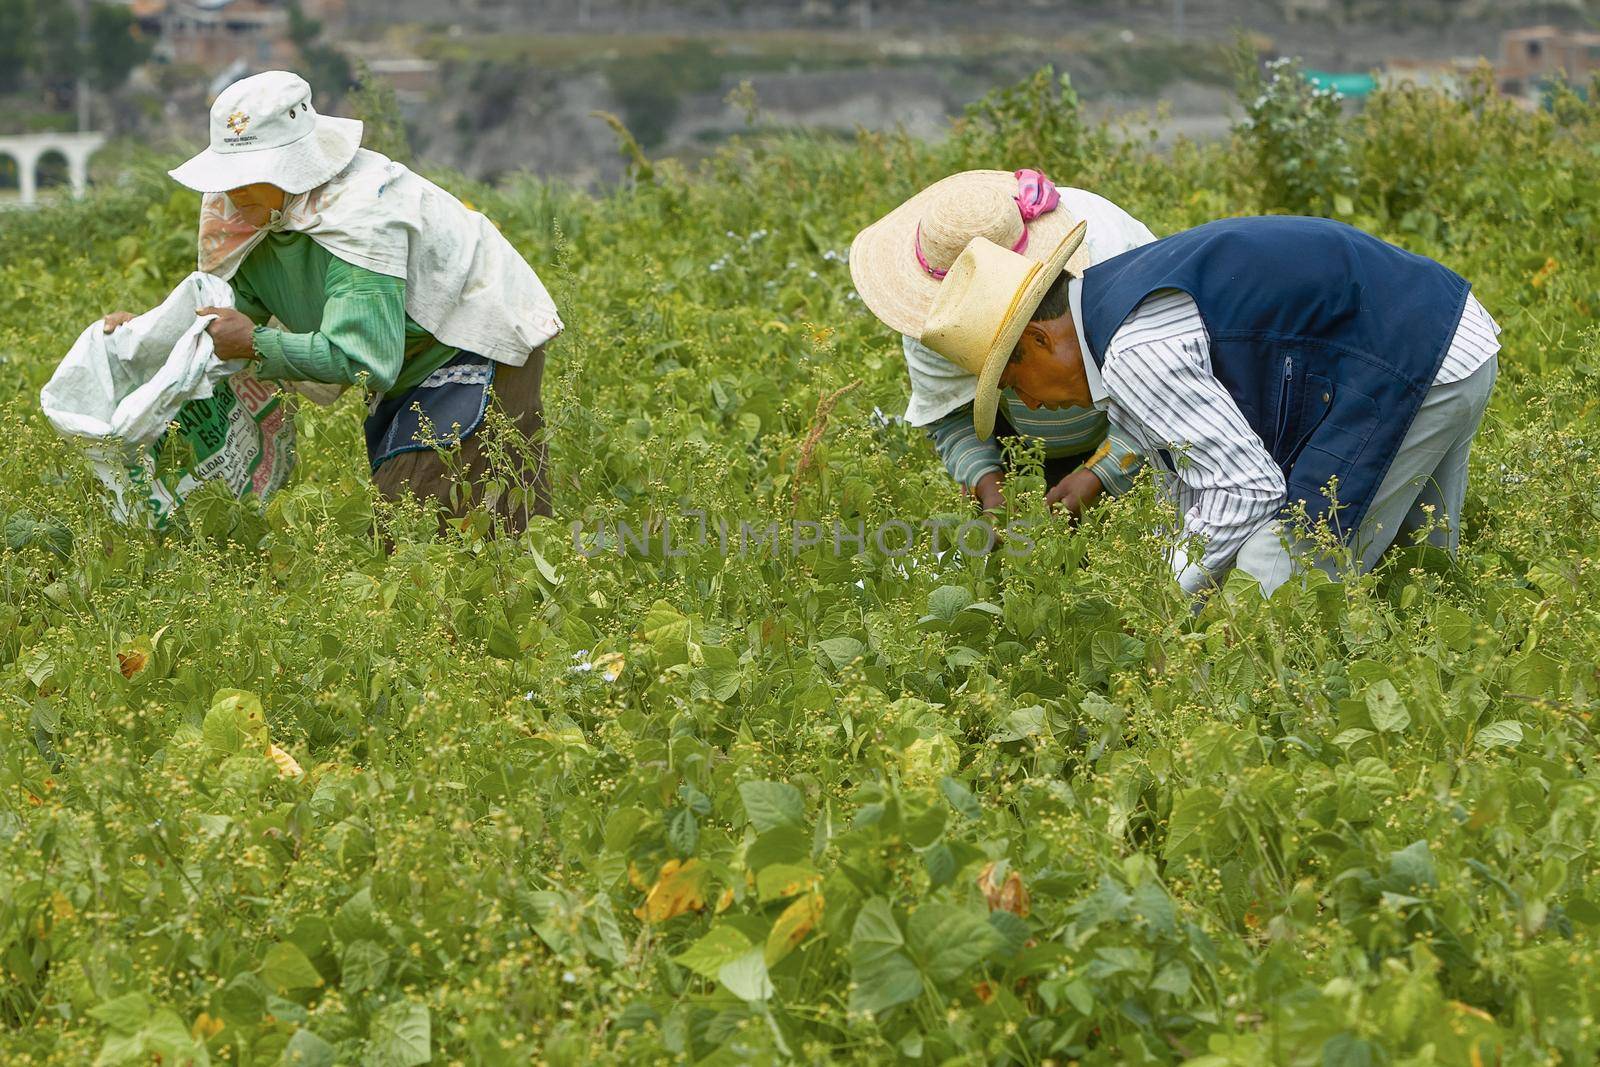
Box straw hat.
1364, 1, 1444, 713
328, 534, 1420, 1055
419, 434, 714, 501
850, 169, 1091, 338
919, 221, 1088, 441
169, 71, 363, 195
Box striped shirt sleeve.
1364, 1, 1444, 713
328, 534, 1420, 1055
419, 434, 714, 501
1100, 291, 1286, 594
926, 406, 1004, 487
1083, 423, 1145, 496
1436, 292, 1501, 385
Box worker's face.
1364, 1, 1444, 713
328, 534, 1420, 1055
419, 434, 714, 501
226, 182, 288, 229
999, 314, 1092, 410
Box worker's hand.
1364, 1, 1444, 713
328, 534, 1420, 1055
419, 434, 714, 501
197, 307, 257, 361
1046, 468, 1104, 520
970, 471, 1006, 515
102, 311, 136, 333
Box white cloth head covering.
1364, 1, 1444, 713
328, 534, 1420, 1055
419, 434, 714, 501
197, 149, 563, 367
898, 187, 1158, 426
170, 71, 362, 195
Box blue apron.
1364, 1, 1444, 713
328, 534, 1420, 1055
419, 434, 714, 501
363, 351, 496, 472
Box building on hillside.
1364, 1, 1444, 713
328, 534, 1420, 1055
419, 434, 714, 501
1378, 57, 1485, 97
132, 0, 294, 71
1282, 0, 1333, 22
342, 41, 442, 102
1498, 25, 1600, 103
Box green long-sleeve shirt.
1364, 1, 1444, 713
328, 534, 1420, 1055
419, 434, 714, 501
232, 231, 457, 395
926, 392, 1144, 496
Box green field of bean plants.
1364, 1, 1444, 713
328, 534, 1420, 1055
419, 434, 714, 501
2, 66, 1599, 1064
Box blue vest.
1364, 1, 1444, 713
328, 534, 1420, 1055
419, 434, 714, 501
1079, 216, 1469, 537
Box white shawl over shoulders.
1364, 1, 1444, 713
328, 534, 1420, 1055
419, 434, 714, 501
198, 149, 563, 367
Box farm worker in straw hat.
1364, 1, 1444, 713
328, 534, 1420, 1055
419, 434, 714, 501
100, 71, 563, 534
851, 169, 1156, 517
919, 216, 1500, 596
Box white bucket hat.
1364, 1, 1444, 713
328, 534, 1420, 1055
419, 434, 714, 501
169, 71, 363, 195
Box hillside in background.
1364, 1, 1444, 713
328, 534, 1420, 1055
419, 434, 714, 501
9, 0, 1598, 192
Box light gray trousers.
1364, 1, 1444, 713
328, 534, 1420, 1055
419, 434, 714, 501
1234, 354, 1498, 596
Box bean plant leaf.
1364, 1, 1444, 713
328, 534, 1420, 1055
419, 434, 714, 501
262, 941, 323, 992
281, 1028, 337, 1067
907, 903, 1005, 983
765, 890, 824, 965
815, 636, 866, 669
717, 947, 774, 1002
641, 600, 694, 650
87, 992, 151, 1034
848, 898, 922, 1014
1474, 720, 1524, 750
1366, 680, 1411, 734
739, 780, 804, 832
634, 859, 710, 923
366, 1001, 431, 1067
340, 940, 389, 994
924, 585, 973, 622
675, 925, 752, 978
1165, 788, 1219, 860
667, 807, 698, 857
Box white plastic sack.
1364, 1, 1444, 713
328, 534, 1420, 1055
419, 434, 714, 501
40, 272, 295, 527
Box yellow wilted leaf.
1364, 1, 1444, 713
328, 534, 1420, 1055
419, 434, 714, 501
628, 861, 649, 892
1531, 257, 1559, 288
635, 859, 710, 923
977, 861, 1030, 918
716, 887, 735, 913
593, 651, 626, 683
191, 1012, 224, 1040
764, 890, 823, 966
1449, 1000, 1495, 1024
267, 743, 304, 780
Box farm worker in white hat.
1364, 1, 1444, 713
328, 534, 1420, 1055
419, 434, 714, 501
101, 70, 564, 534
919, 215, 1500, 597
850, 169, 1157, 517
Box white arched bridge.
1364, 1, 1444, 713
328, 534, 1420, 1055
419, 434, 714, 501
0, 132, 107, 207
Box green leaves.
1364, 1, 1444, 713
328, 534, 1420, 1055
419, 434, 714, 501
676, 925, 754, 979
844, 896, 1007, 1015
4, 511, 72, 559
261, 941, 323, 992
1365, 680, 1411, 734
848, 899, 922, 1015
1165, 788, 1220, 860
202, 688, 268, 756
88, 992, 151, 1033
906, 903, 1006, 983
641, 599, 696, 650
739, 780, 805, 833
1474, 720, 1524, 750
365, 1002, 431, 1067
717, 948, 775, 1003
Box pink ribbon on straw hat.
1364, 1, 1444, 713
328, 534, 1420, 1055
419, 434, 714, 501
915, 168, 1062, 280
